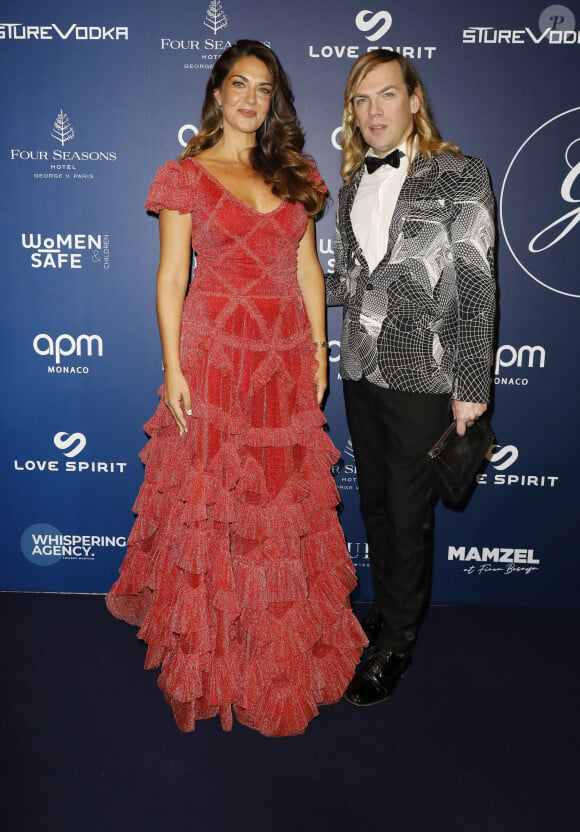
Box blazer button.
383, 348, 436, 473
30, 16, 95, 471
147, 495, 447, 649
366, 283, 374, 290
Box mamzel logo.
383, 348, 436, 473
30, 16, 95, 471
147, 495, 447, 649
448, 546, 540, 576
309, 9, 437, 61
0, 23, 128, 40
500, 108, 580, 298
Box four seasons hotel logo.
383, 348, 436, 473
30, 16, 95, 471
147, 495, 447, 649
51, 110, 75, 147
204, 1, 228, 34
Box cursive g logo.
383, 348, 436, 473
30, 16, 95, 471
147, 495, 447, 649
355, 9, 393, 42
529, 138, 580, 252
500, 107, 580, 298
487, 444, 519, 470
54, 431, 86, 458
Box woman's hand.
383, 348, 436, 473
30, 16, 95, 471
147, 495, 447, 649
314, 346, 328, 406
163, 366, 192, 435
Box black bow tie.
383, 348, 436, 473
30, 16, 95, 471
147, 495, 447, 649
364, 149, 404, 174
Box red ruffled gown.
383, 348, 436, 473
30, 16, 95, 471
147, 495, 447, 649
106, 158, 366, 736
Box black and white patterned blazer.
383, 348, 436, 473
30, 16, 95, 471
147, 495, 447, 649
325, 151, 496, 403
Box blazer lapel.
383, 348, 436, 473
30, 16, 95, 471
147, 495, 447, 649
341, 168, 367, 269
382, 151, 434, 263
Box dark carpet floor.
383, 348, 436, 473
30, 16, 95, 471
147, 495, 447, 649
2, 593, 578, 832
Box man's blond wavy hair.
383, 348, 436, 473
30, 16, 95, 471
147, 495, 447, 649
340, 51, 461, 184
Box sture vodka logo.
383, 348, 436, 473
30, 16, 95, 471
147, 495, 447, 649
500, 108, 580, 297
0, 23, 129, 41
463, 5, 579, 46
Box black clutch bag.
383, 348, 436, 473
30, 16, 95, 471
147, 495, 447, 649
427, 416, 495, 505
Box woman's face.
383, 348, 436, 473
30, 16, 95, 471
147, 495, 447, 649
214, 55, 273, 137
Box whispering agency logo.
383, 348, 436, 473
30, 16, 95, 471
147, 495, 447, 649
500, 107, 580, 298
20, 523, 127, 566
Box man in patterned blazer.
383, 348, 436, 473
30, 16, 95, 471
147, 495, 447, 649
326, 51, 496, 706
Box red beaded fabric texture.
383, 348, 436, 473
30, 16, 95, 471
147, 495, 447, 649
106, 159, 366, 737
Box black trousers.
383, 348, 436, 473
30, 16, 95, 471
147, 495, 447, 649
343, 379, 450, 652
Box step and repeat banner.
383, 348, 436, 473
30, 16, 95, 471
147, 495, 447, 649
2, 0, 579, 607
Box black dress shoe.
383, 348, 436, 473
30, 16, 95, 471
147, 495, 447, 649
344, 649, 411, 706
360, 607, 383, 646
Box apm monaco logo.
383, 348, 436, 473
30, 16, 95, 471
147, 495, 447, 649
33, 332, 104, 374
10, 110, 117, 181
308, 8, 437, 61
448, 545, 540, 576
476, 442, 559, 489
20, 523, 127, 567
13, 431, 128, 474
21, 232, 109, 270
500, 108, 580, 298
161, 2, 241, 71
463, 5, 579, 45
493, 344, 546, 386
0, 23, 129, 41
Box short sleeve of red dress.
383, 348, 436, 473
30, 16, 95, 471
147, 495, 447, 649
145, 160, 194, 215
307, 160, 329, 200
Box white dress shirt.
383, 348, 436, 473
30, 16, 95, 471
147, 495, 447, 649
350, 143, 410, 273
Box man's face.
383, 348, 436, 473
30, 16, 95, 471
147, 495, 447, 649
352, 61, 420, 157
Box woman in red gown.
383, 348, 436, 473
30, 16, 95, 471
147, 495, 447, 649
106, 40, 366, 736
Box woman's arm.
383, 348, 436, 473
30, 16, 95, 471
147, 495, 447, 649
156, 208, 193, 435
296, 218, 328, 406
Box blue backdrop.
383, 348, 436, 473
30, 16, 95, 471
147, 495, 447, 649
2, 0, 579, 608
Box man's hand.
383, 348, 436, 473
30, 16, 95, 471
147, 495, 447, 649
452, 400, 487, 436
